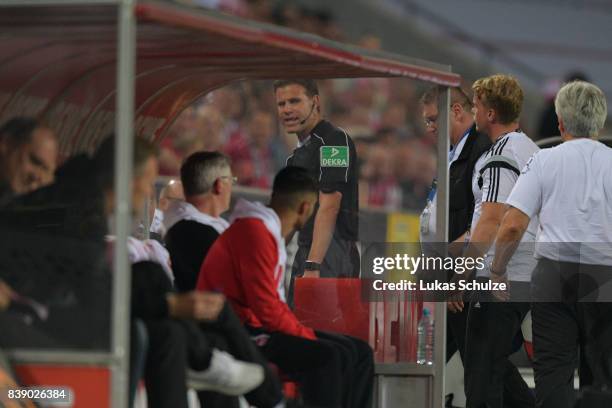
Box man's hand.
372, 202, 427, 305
302, 270, 320, 278
447, 298, 464, 313
447, 287, 465, 313
490, 270, 510, 302
490, 207, 531, 301
167, 291, 225, 321
0, 280, 14, 311
447, 274, 466, 313
306, 191, 342, 269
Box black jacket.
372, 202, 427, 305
165, 220, 220, 293
448, 126, 491, 242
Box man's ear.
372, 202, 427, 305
297, 200, 308, 217
558, 116, 566, 135
212, 178, 222, 195
313, 94, 321, 112
487, 108, 496, 124
298, 199, 313, 218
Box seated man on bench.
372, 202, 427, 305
197, 166, 374, 408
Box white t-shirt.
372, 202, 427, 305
507, 138, 612, 266
149, 208, 165, 236
471, 130, 540, 281
106, 236, 174, 282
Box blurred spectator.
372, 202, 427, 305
196, 104, 227, 151
537, 71, 589, 140
210, 86, 246, 142
379, 105, 407, 132
226, 110, 286, 188
394, 139, 435, 209
159, 108, 203, 175
150, 179, 185, 239
347, 106, 374, 130
375, 127, 401, 147
0, 117, 58, 205
159, 179, 185, 211
159, 104, 226, 176
360, 144, 401, 210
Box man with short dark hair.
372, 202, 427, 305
198, 166, 374, 408
274, 79, 359, 303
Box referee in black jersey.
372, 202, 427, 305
273, 79, 359, 302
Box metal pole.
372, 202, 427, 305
111, 0, 135, 407
432, 86, 450, 407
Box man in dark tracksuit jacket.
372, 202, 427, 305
448, 126, 491, 242
419, 85, 491, 364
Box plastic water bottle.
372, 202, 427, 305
416, 308, 434, 365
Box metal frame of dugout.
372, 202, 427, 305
0, 1, 459, 406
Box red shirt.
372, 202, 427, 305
197, 218, 316, 340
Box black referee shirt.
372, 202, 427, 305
286, 120, 358, 245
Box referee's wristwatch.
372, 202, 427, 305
304, 261, 321, 271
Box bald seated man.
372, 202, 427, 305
159, 180, 185, 211
0, 117, 58, 205
150, 179, 185, 240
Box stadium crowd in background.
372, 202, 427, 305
159, 0, 599, 214
158, 77, 438, 212
159, 0, 442, 212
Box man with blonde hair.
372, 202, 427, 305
458, 74, 538, 408
490, 80, 612, 408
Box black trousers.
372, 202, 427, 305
144, 319, 191, 408
289, 237, 360, 306
200, 302, 283, 408
130, 319, 148, 407
531, 258, 612, 408
143, 303, 283, 408
251, 328, 374, 408
464, 280, 534, 408
177, 319, 241, 408
447, 305, 469, 363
